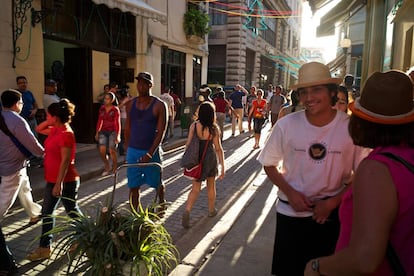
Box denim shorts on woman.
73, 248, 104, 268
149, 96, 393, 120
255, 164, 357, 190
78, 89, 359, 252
98, 131, 117, 149
126, 148, 162, 189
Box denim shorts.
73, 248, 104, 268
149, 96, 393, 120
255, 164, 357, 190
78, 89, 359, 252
98, 131, 117, 149
126, 148, 162, 189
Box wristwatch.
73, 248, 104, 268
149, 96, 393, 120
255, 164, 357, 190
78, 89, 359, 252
311, 259, 320, 274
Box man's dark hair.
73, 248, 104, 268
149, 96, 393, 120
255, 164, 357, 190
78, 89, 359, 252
1, 89, 22, 108
349, 115, 414, 148
16, 76, 27, 83
109, 82, 118, 89
344, 75, 354, 86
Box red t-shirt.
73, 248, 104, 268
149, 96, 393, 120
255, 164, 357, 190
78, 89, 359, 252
213, 98, 227, 113
252, 99, 267, 118
96, 105, 120, 133
44, 125, 78, 183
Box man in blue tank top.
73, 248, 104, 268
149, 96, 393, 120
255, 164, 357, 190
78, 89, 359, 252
124, 72, 167, 212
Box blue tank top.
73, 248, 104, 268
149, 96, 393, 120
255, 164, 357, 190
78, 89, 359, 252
129, 97, 158, 150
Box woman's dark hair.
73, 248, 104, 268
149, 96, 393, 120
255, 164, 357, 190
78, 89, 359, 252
1, 89, 21, 108
348, 114, 414, 148
48, 98, 75, 124
289, 90, 300, 106
326, 83, 339, 106
216, 91, 225, 99
197, 101, 217, 136
106, 92, 118, 106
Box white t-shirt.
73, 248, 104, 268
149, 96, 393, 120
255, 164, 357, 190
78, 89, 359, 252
258, 110, 369, 217
159, 93, 174, 117
43, 94, 60, 109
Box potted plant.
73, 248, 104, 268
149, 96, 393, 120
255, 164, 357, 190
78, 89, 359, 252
45, 199, 178, 275
183, 6, 211, 43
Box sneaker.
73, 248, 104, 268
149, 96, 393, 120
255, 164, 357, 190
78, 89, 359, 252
182, 211, 190, 229
101, 170, 109, 177
27, 247, 51, 261
28, 216, 41, 225
208, 208, 218, 217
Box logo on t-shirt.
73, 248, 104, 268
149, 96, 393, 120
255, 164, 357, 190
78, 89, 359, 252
308, 143, 326, 160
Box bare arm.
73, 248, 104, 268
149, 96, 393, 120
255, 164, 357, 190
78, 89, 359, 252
140, 99, 167, 163
30, 101, 39, 118
36, 118, 53, 136
52, 146, 72, 197
124, 99, 134, 152
213, 129, 225, 179
305, 159, 398, 275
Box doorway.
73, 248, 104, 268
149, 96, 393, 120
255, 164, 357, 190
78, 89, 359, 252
64, 47, 95, 143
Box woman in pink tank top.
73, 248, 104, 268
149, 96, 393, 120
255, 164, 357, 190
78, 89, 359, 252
305, 71, 414, 276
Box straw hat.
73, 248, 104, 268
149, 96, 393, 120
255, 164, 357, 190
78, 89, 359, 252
291, 62, 342, 89
349, 70, 414, 125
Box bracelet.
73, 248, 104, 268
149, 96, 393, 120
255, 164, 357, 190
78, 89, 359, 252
145, 152, 153, 159
311, 259, 320, 273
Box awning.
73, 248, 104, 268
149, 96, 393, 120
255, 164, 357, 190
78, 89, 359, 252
327, 52, 346, 72
316, 0, 365, 37
307, 0, 330, 14
91, 0, 167, 24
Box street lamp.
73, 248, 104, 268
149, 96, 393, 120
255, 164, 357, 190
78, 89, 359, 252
340, 38, 352, 76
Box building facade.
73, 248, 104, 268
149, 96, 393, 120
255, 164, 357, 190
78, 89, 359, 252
312, 0, 414, 89
207, 0, 302, 91
4, 0, 209, 142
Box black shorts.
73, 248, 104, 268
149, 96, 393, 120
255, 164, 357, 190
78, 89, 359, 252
253, 117, 265, 134
272, 210, 340, 276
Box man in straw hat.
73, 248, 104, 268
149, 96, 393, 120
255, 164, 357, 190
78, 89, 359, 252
258, 62, 369, 276
305, 70, 414, 275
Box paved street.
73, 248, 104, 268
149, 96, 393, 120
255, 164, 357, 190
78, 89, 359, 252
2, 121, 271, 275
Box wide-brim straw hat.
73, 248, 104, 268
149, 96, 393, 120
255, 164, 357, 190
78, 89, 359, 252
349, 70, 414, 125
291, 62, 342, 89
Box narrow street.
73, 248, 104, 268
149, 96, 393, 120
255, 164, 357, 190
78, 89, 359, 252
2, 122, 271, 275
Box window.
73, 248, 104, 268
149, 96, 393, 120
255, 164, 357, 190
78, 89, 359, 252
41, 0, 136, 54
259, 4, 276, 46
210, 0, 227, 25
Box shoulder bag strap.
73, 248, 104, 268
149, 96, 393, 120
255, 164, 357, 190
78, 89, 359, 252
380, 152, 414, 174
199, 134, 210, 163
379, 152, 411, 276
0, 113, 33, 158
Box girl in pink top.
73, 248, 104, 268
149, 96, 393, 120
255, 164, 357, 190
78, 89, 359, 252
305, 71, 414, 276
95, 92, 121, 176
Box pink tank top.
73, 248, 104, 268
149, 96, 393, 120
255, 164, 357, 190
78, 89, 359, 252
336, 146, 414, 275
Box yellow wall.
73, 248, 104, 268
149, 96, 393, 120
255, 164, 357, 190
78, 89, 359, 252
92, 51, 110, 103
6, 0, 44, 103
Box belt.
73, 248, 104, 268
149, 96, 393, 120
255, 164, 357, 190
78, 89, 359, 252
278, 196, 333, 205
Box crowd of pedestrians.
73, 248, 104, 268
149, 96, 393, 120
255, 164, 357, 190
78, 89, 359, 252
1, 62, 414, 276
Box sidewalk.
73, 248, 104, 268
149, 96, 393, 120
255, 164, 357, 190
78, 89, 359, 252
170, 171, 277, 276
